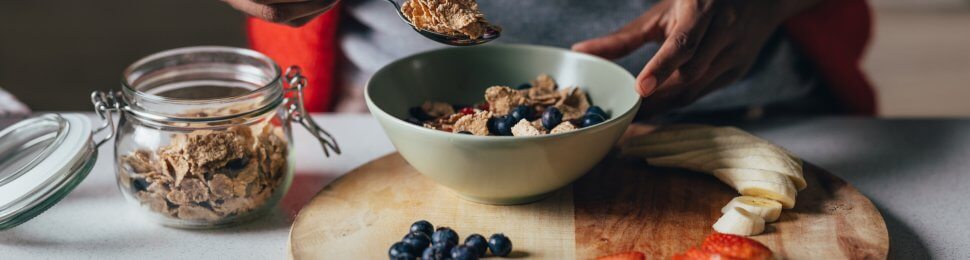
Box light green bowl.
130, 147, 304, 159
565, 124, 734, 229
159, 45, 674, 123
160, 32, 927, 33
366, 44, 641, 204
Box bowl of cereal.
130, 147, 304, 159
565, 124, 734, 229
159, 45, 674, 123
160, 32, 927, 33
366, 44, 641, 204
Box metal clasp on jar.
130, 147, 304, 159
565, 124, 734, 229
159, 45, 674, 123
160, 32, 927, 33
90, 65, 341, 157
283, 66, 341, 157
90, 90, 122, 149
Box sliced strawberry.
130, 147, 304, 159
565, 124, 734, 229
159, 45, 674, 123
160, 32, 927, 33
595, 251, 646, 260
459, 107, 476, 115
671, 247, 741, 260
701, 233, 772, 260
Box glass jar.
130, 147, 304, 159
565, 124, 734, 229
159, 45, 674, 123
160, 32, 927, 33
90, 46, 339, 228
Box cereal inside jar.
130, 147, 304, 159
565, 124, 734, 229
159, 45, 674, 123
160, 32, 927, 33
119, 119, 289, 224
103, 47, 338, 228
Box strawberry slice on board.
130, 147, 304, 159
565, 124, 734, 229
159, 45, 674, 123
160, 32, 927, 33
671, 247, 741, 260
700, 233, 772, 260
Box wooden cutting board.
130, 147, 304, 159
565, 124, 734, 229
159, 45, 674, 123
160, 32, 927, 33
289, 128, 889, 259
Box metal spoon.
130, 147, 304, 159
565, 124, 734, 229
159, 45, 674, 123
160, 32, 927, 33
386, 0, 500, 46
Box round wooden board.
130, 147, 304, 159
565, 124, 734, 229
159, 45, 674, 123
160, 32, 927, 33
289, 127, 889, 259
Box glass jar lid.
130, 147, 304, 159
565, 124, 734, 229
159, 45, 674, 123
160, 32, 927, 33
0, 114, 98, 230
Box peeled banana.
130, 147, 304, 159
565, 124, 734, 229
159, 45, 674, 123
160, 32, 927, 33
649, 154, 806, 191
623, 124, 809, 236
644, 144, 803, 173
623, 126, 749, 147
621, 135, 768, 158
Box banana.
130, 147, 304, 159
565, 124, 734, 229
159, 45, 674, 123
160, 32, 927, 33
704, 156, 805, 190
721, 196, 783, 222
714, 169, 797, 208
713, 207, 766, 236
647, 154, 806, 191
625, 124, 808, 224
623, 126, 748, 147
621, 135, 764, 158
641, 144, 802, 172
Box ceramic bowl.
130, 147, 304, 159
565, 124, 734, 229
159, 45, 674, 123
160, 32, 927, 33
366, 44, 641, 204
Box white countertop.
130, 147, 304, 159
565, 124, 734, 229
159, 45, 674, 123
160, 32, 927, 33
0, 114, 966, 259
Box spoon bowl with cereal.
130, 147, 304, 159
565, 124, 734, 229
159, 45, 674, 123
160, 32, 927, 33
387, 0, 501, 46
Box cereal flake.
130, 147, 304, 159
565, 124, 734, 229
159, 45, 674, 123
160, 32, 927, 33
452, 111, 492, 135
555, 87, 591, 121
485, 86, 528, 116
550, 121, 578, 134
511, 119, 543, 136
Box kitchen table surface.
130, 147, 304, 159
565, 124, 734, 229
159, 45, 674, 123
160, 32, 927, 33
0, 114, 964, 259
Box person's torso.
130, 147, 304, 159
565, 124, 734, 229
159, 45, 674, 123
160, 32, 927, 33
338, 0, 816, 114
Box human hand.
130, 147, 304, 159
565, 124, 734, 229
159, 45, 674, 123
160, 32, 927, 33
572, 0, 821, 116
222, 0, 339, 27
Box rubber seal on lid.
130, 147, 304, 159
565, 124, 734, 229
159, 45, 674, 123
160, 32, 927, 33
0, 114, 97, 230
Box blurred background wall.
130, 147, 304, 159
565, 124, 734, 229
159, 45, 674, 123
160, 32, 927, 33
864, 0, 970, 116
0, 0, 247, 111
0, 0, 968, 116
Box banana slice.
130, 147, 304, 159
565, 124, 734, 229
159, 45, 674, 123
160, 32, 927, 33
624, 126, 747, 147
714, 169, 797, 208
713, 207, 766, 236
721, 196, 783, 222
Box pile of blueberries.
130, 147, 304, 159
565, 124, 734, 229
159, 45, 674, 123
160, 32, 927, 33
389, 220, 513, 260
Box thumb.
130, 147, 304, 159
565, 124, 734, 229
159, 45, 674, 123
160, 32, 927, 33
571, 10, 665, 59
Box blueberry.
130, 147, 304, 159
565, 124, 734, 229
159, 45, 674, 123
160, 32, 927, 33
458, 131, 472, 135
450, 245, 479, 260
541, 107, 563, 129
421, 247, 435, 260
410, 220, 434, 237
402, 232, 431, 251
581, 114, 606, 128
487, 233, 512, 257
393, 252, 417, 260
514, 82, 532, 90
225, 157, 249, 170
409, 106, 431, 121
464, 234, 488, 257
389, 241, 416, 258
586, 106, 608, 119
422, 242, 453, 260
432, 227, 459, 246
132, 178, 149, 192
487, 117, 498, 135
493, 116, 515, 136
509, 105, 533, 122
421, 247, 437, 260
